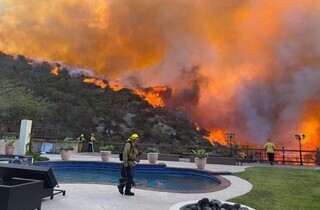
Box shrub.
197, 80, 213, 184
4, 139, 16, 146
99, 145, 115, 151
145, 147, 159, 153
59, 144, 74, 151
192, 149, 209, 159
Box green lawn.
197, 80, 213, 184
229, 166, 320, 210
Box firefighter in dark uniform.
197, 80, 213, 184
117, 133, 140, 196
88, 133, 95, 152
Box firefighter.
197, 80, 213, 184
77, 134, 85, 153
88, 133, 96, 152
264, 138, 276, 165
117, 133, 140, 196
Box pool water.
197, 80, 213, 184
53, 169, 219, 192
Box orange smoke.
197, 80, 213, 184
300, 101, 320, 149
1, 0, 320, 149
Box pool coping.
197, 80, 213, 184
37, 153, 253, 210
34, 160, 232, 194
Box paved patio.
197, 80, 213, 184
40, 153, 253, 210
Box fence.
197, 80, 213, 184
100, 141, 320, 166
26, 126, 320, 166
232, 147, 319, 166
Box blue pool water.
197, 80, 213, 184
34, 161, 221, 193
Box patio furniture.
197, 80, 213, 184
0, 177, 43, 210
0, 163, 66, 199
0, 154, 34, 164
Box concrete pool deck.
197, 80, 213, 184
40, 152, 253, 210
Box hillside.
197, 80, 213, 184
0, 51, 211, 149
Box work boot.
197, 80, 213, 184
117, 185, 124, 195
124, 191, 134, 196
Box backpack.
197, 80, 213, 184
119, 142, 133, 161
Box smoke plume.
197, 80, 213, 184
1, 0, 320, 149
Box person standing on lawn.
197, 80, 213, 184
264, 138, 276, 165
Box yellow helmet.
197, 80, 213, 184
130, 133, 139, 140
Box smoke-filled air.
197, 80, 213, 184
1, 0, 319, 149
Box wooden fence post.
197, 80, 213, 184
317, 148, 320, 166
282, 147, 285, 165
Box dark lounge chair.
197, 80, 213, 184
0, 163, 66, 199
0, 177, 43, 210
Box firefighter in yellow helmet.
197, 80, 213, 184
117, 133, 140, 196
77, 134, 85, 152
88, 133, 96, 152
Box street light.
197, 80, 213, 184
295, 134, 305, 165
226, 133, 235, 157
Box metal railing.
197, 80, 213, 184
100, 141, 320, 166
27, 132, 320, 166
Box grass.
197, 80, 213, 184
229, 166, 320, 210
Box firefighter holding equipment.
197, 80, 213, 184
117, 133, 140, 196
88, 133, 96, 152
77, 134, 85, 152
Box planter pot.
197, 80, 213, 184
195, 157, 207, 169
5, 146, 15, 155
100, 151, 112, 161
147, 152, 159, 164
60, 150, 72, 160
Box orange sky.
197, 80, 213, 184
1, 0, 320, 149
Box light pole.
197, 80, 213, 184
226, 133, 235, 157
295, 134, 305, 165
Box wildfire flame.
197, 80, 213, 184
51, 67, 59, 75
134, 86, 170, 107
81, 75, 168, 107
109, 81, 124, 91
1, 0, 320, 149
83, 77, 107, 89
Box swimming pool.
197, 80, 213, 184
34, 161, 230, 193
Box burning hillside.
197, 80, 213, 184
81, 73, 171, 107
1, 0, 320, 149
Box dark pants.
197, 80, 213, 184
118, 165, 134, 193
88, 142, 94, 152
267, 153, 274, 165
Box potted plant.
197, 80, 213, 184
5, 139, 16, 155
59, 144, 74, 160
99, 145, 115, 161
146, 147, 160, 164
192, 149, 209, 169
